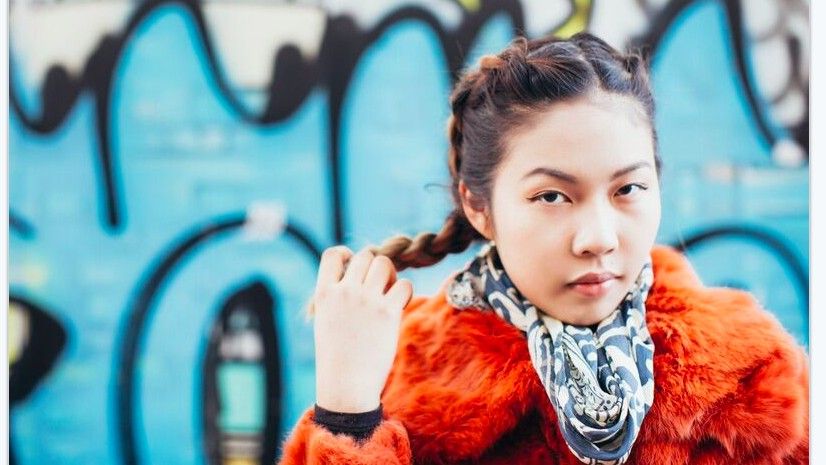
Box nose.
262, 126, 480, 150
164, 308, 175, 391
571, 202, 618, 258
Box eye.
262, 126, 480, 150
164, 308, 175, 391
615, 183, 648, 197
533, 191, 571, 204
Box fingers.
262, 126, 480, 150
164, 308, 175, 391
316, 246, 353, 290
363, 255, 396, 295
384, 278, 413, 313
317, 245, 404, 300
384, 262, 398, 294
340, 247, 375, 285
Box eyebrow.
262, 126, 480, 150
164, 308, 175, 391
521, 161, 653, 184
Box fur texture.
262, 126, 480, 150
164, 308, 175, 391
278, 245, 809, 464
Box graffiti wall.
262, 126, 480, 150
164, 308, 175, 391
7, 0, 809, 464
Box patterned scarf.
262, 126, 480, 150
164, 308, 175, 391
445, 241, 655, 465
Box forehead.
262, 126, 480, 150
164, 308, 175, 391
499, 92, 654, 179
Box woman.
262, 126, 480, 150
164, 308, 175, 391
278, 32, 809, 464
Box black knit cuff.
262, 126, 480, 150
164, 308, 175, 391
313, 403, 383, 441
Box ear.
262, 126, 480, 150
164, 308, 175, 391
458, 180, 494, 240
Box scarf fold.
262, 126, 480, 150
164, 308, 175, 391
445, 241, 655, 465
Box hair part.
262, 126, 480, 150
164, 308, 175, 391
368, 32, 662, 272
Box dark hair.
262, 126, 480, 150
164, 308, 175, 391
369, 32, 662, 271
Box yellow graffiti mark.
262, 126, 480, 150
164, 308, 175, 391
11, 260, 49, 289
555, 0, 592, 38
457, 0, 481, 13
223, 458, 257, 465
8, 303, 29, 365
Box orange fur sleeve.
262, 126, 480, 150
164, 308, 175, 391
277, 407, 412, 464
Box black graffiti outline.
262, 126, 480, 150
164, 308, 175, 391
9, 0, 526, 238
669, 223, 809, 327
9, 0, 809, 241
633, 0, 808, 154
113, 212, 322, 465
8, 295, 68, 465
201, 280, 282, 465
10, 210, 36, 239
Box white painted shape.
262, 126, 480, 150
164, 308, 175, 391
520, 0, 572, 38
742, 0, 780, 38
220, 332, 264, 360
751, 35, 790, 100
772, 138, 806, 168
243, 200, 287, 241
771, 88, 805, 125
588, 0, 648, 50
10, 0, 133, 87
203, 3, 326, 89
311, 0, 463, 31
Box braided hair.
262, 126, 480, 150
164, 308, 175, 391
368, 32, 662, 272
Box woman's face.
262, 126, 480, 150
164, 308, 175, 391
460, 91, 661, 325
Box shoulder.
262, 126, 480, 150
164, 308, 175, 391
642, 245, 809, 460
645, 245, 804, 365
392, 284, 530, 385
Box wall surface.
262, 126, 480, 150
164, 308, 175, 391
8, 1, 809, 464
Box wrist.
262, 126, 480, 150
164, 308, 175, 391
316, 377, 382, 413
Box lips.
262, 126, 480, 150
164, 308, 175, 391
567, 271, 620, 298
569, 272, 618, 285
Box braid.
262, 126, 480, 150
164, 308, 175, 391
446, 114, 463, 180
368, 210, 481, 272
447, 64, 489, 203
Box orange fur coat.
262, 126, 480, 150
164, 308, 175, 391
278, 245, 809, 464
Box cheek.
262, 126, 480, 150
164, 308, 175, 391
494, 208, 561, 273
493, 198, 533, 237
501, 216, 568, 283
626, 195, 661, 233
498, 205, 567, 250
640, 196, 662, 237
622, 198, 661, 260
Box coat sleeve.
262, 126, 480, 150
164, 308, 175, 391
276, 295, 432, 464
277, 407, 412, 465
695, 324, 809, 464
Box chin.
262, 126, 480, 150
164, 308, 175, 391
570, 314, 608, 327
568, 304, 616, 326
545, 309, 606, 326
537, 298, 607, 326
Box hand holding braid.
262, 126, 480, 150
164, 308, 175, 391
311, 245, 413, 413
